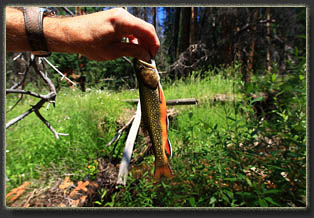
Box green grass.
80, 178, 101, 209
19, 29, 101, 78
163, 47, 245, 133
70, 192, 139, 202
5, 88, 136, 190
5, 70, 306, 207
163, 71, 238, 100
6, 72, 236, 190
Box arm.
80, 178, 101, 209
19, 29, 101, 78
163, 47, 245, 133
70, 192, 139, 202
6, 7, 160, 61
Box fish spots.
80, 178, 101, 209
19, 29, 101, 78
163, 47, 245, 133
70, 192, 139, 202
137, 74, 168, 167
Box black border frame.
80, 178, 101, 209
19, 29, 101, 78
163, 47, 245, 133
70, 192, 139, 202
1, 0, 313, 217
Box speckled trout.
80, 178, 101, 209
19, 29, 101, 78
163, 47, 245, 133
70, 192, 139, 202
134, 59, 173, 180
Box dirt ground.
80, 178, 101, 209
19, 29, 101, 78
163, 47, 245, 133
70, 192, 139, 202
6, 157, 119, 207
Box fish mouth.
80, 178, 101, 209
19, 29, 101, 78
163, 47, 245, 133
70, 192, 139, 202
137, 59, 156, 69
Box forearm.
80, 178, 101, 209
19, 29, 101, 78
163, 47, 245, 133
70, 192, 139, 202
6, 7, 30, 51
6, 7, 76, 54
6, 7, 159, 61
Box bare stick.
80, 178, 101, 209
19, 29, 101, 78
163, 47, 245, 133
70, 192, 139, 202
34, 109, 69, 139
116, 101, 141, 186
42, 57, 76, 86
122, 56, 133, 67
6, 89, 54, 100
6, 96, 23, 113
6, 99, 45, 129
106, 115, 135, 147
62, 7, 75, 16
131, 142, 153, 165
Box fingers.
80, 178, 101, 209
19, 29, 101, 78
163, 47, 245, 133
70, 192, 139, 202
107, 42, 151, 62
111, 8, 160, 58
126, 18, 160, 58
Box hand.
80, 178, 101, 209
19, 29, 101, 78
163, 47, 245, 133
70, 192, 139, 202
44, 8, 160, 62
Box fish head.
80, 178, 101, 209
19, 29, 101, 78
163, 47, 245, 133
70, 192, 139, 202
134, 59, 160, 89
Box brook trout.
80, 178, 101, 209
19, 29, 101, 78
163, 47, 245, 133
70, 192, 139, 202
134, 59, 173, 180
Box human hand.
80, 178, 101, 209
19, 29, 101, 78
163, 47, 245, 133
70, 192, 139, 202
44, 8, 160, 62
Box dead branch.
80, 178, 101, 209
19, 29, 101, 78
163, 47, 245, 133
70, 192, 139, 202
62, 7, 75, 16
130, 142, 153, 165
34, 109, 69, 139
168, 42, 211, 78
106, 115, 135, 147
116, 101, 141, 186
7, 53, 30, 112
42, 57, 76, 87
6, 55, 68, 139
6, 89, 54, 100
6, 98, 45, 129
125, 98, 198, 106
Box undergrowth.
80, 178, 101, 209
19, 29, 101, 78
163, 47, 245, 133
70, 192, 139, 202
5, 65, 306, 207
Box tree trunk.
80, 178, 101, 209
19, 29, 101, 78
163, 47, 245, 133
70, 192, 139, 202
190, 7, 197, 45
247, 8, 258, 77
131, 7, 143, 19
173, 8, 181, 60
221, 9, 235, 67
266, 8, 271, 72
199, 8, 208, 41
143, 7, 148, 22
178, 7, 191, 54
152, 7, 157, 29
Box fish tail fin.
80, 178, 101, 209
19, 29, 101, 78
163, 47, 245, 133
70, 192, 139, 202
154, 163, 173, 180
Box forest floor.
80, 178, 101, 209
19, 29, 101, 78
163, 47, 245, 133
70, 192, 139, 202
5, 72, 306, 207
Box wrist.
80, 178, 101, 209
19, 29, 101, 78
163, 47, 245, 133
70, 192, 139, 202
43, 16, 81, 54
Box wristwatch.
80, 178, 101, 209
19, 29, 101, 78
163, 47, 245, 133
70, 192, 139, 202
23, 7, 55, 57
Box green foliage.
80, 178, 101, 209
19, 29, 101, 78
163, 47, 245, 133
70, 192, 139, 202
6, 62, 306, 207
5, 88, 133, 190
46, 54, 135, 90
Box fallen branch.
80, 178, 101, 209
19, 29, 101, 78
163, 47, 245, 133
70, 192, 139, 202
116, 101, 141, 186
106, 115, 135, 147
34, 109, 69, 139
125, 98, 198, 106
130, 142, 153, 165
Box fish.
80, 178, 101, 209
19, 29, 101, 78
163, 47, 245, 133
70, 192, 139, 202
134, 58, 173, 180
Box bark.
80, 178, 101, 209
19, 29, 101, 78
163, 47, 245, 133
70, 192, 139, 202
173, 7, 181, 60
152, 7, 157, 29
116, 101, 141, 186
143, 7, 149, 22
266, 8, 271, 72
190, 7, 197, 45
178, 7, 191, 54
247, 8, 258, 77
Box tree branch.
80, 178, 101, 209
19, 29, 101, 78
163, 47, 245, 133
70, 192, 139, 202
6, 89, 54, 100
6, 55, 68, 139
116, 101, 141, 186
106, 115, 135, 147
6, 99, 45, 129
34, 109, 69, 139
42, 57, 76, 87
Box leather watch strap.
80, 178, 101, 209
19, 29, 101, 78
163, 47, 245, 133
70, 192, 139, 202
23, 7, 50, 56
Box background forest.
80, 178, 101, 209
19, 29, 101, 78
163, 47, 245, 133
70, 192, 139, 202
5, 7, 306, 208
